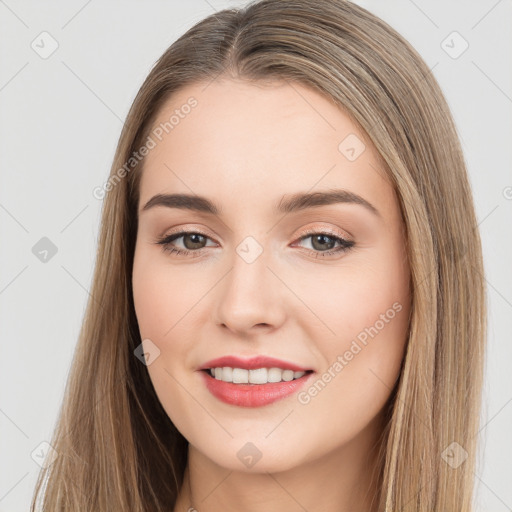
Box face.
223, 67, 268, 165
132, 78, 411, 473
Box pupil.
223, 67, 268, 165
312, 234, 334, 251
185, 233, 205, 249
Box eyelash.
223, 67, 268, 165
154, 229, 355, 259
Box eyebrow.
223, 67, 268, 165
141, 189, 380, 217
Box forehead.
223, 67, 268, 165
138, 78, 394, 219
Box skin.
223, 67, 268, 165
132, 77, 411, 512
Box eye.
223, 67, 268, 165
293, 230, 355, 257
154, 229, 355, 258
155, 231, 217, 258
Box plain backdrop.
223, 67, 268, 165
0, 1, 511, 510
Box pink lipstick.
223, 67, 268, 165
198, 355, 314, 407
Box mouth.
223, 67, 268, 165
199, 367, 315, 407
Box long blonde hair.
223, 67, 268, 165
31, 1, 486, 510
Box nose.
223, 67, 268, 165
212, 244, 287, 337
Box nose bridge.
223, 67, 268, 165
232, 235, 269, 294
213, 234, 285, 333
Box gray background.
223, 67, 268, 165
0, 1, 511, 510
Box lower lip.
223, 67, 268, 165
199, 370, 314, 407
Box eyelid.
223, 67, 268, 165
161, 225, 218, 241
294, 225, 353, 242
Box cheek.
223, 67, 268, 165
293, 255, 409, 349
132, 260, 170, 340
132, 247, 202, 341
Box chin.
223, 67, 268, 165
190, 434, 313, 474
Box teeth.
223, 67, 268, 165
232, 368, 249, 383
268, 367, 282, 382
249, 368, 267, 384
222, 367, 233, 382
207, 367, 307, 384
282, 369, 294, 381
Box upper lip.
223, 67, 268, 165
199, 355, 313, 372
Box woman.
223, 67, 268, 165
31, 0, 486, 510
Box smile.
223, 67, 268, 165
199, 368, 314, 407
